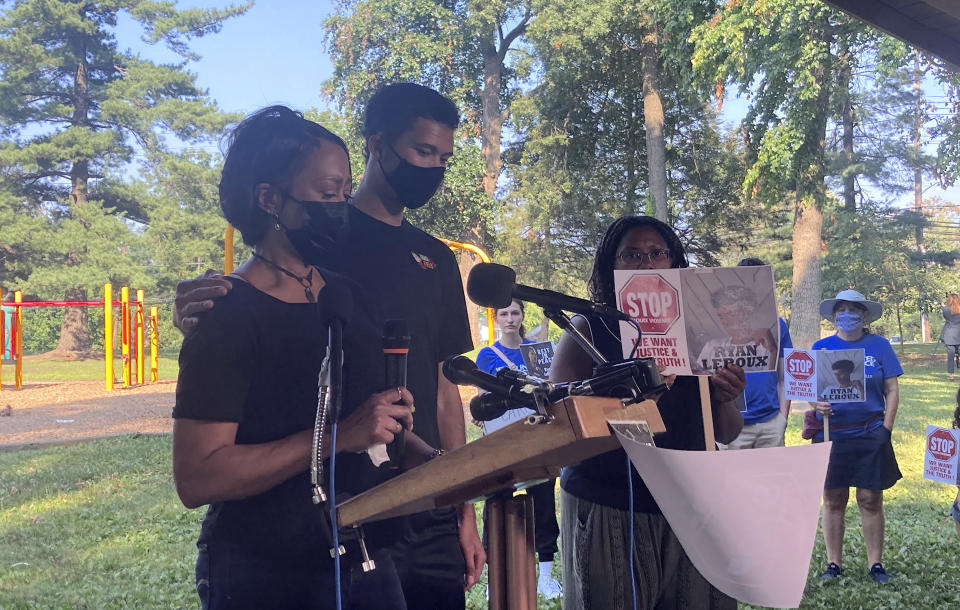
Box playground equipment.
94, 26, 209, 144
224, 225, 496, 345
0, 284, 160, 391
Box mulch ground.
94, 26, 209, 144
0, 379, 177, 450
0, 378, 479, 451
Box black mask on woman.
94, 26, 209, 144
378, 143, 446, 209
278, 194, 349, 266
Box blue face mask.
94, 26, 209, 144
835, 311, 863, 332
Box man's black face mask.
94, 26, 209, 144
278, 194, 349, 266
378, 143, 446, 209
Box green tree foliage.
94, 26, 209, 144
690, 0, 870, 348
0, 0, 247, 354
500, 0, 748, 300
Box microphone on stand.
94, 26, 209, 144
467, 262, 631, 322
383, 319, 409, 470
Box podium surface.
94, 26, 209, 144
338, 396, 664, 527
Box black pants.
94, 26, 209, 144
387, 507, 466, 610
947, 343, 959, 374
482, 479, 560, 563
196, 543, 406, 610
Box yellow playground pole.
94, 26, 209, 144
225, 225, 235, 274
135, 289, 145, 385
14, 290, 22, 389
104, 283, 113, 390
121, 286, 130, 387
150, 306, 159, 383
438, 239, 496, 346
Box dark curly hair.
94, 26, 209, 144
588, 216, 689, 306
219, 105, 350, 246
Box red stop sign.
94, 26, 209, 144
928, 429, 957, 461
786, 351, 815, 381
618, 273, 680, 334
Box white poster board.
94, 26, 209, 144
615, 432, 830, 608
923, 425, 960, 485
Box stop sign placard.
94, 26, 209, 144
928, 429, 958, 461
786, 351, 815, 381
618, 273, 680, 334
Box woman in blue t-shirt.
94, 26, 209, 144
812, 289, 902, 584
475, 299, 562, 599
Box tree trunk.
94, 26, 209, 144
58, 34, 93, 356
51, 286, 91, 357
458, 250, 482, 349
912, 50, 930, 343
839, 46, 856, 212
640, 16, 668, 222
789, 28, 832, 349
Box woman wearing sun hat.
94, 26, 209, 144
811, 289, 902, 584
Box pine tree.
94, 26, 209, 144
0, 0, 247, 355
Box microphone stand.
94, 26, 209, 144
540, 307, 608, 365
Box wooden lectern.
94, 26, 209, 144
338, 396, 665, 609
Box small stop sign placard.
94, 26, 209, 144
786, 351, 815, 381
929, 429, 958, 461
618, 273, 680, 334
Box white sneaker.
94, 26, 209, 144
538, 577, 562, 600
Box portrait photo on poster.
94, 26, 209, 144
816, 348, 865, 403
682, 266, 779, 375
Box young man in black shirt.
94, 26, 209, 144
174, 84, 485, 609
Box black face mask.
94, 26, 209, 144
378, 143, 446, 209
278, 194, 349, 266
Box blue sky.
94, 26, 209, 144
117, 0, 338, 115
116, 1, 957, 209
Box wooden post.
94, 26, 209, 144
487, 496, 506, 610
150, 306, 158, 383
823, 414, 831, 442
699, 376, 716, 450
504, 494, 537, 610
135, 289, 144, 385
14, 290, 22, 389
121, 286, 130, 387
104, 283, 113, 390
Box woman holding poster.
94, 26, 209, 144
812, 289, 902, 584
953, 389, 960, 545
551, 215, 744, 610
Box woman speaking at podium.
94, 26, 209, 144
550, 215, 745, 610
172, 107, 417, 609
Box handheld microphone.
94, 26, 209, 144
466, 263, 631, 322
383, 319, 409, 469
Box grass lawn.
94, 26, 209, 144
1, 344, 959, 608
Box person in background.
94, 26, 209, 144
474, 299, 562, 600
812, 290, 902, 584
173, 106, 419, 609
725, 257, 792, 449
551, 215, 745, 610
940, 293, 960, 381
